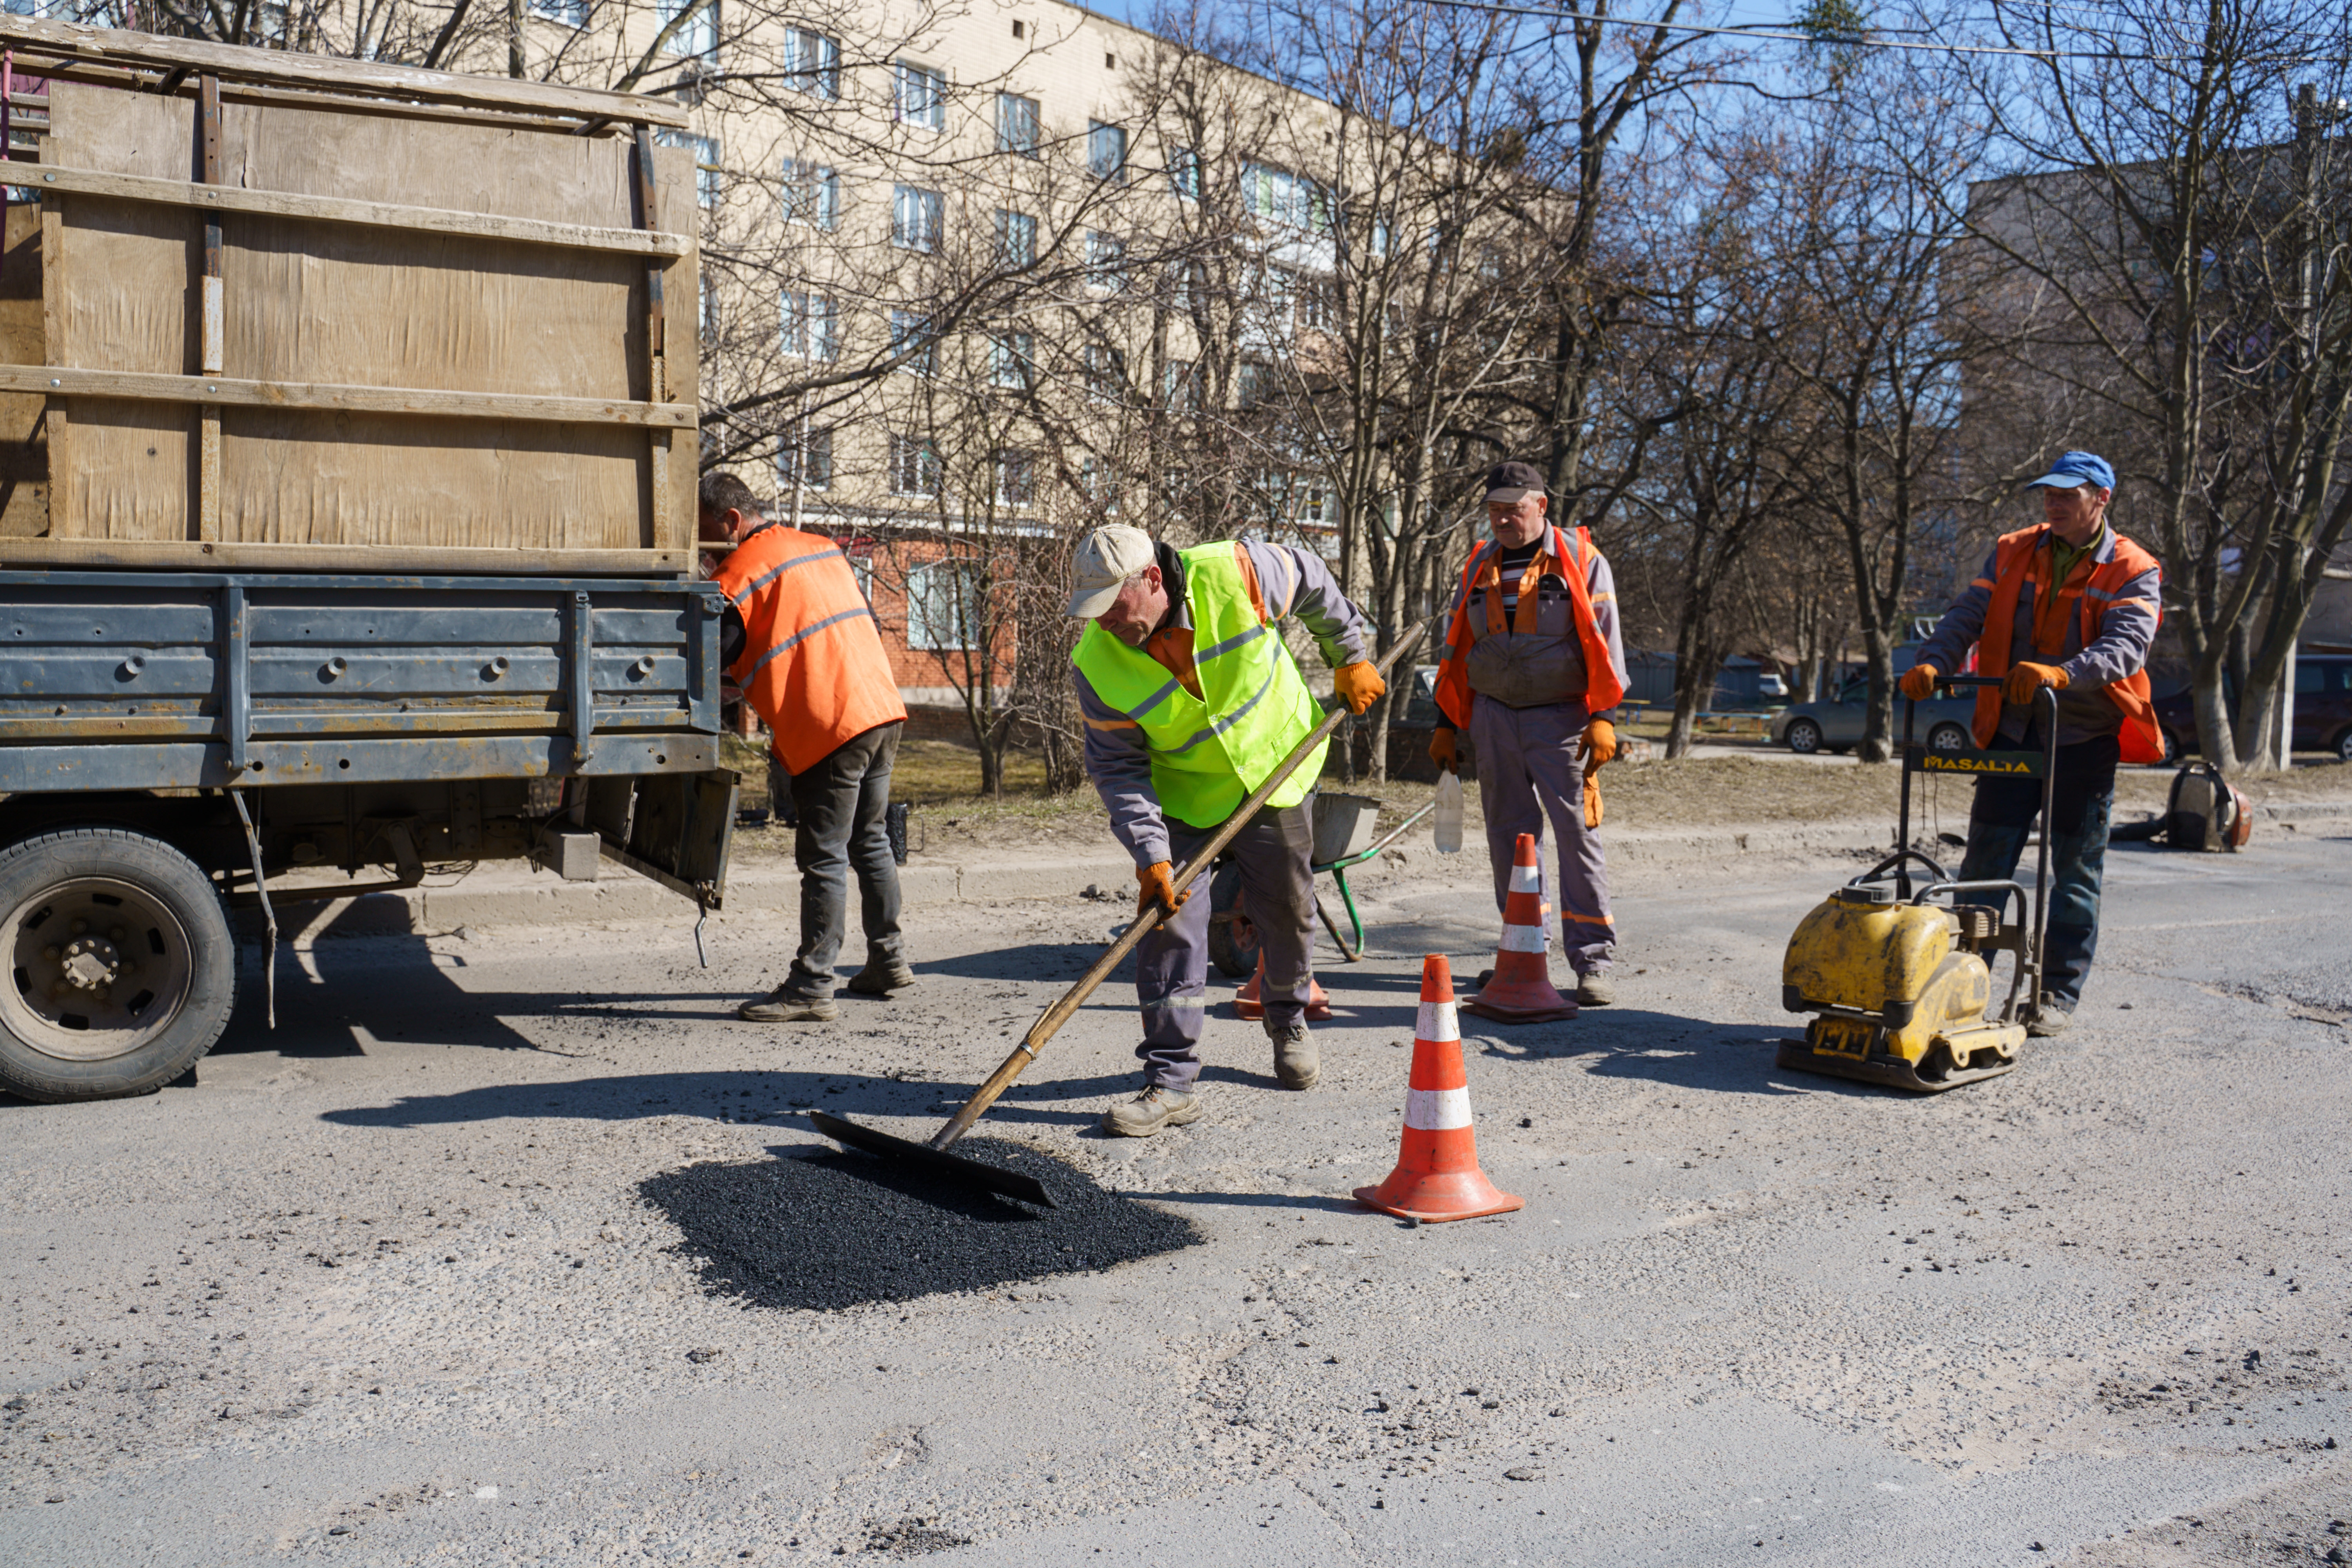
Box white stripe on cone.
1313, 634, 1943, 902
1415, 1001, 1460, 1042
1509, 864, 1541, 894
1404, 1086, 1474, 1131
1500, 923, 1548, 954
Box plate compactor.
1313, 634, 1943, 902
1778, 678, 2057, 1092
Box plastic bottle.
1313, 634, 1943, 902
1433, 769, 1463, 854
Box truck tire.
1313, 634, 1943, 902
0, 828, 234, 1103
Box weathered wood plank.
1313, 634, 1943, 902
0, 537, 690, 574
0, 16, 687, 128
26, 163, 691, 256
0, 365, 698, 430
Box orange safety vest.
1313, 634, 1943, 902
714, 524, 908, 774
1972, 524, 2165, 763
1434, 524, 1624, 727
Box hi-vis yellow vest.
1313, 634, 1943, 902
1072, 541, 1325, 829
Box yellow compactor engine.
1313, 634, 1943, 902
1778, 883, 2029, 1092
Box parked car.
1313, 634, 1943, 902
2152, 655, 2352, 761
1769, 677, 1978, 755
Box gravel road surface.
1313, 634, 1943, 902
2, 818, 2346, 1565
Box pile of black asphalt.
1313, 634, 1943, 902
641, 1134, 1201, 1312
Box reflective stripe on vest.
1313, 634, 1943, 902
1071, 541, 1325, 830
1971, 524, 2165, 764
714, 525, 907, 775
1440, 524, 1624, 714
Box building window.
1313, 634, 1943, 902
1172, 261, 1208, 316
995, 209, 1037, 269
1087, 120, 1127, 182
778, 289, 838, 360
780, 157, 838, 230
777, 424, 833, 494
997, 93, 1040, 156
660, 130, 722, 208
897, 61, 947, 130
1244, 161, 1328, 233
1084, 343, 1125, 403
991, 332, 1036, 391
782, 26, 840, 98
1085, 230, 1126, 292
1237, 361, 1271, 409
889, 310, 936, 376
1295, 272, 1332, 330
907, 560, 978, 650
699, 277, 717, 339
889, 434, 942, 497
1082, 456, 1121, 515
657, 0, 716, 56
892, 184, 943, 252
527, 0, 586, 25
1168, 145, 1201, 201
993, 449, 1035, 509
1163, 359, 1199, 412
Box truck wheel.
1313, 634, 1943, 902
0, 829, 234, 1103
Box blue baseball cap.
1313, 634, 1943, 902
2024, 450, 2114, 492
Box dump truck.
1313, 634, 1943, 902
0, 18, 731, 1103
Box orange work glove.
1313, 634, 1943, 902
1136, 860, 1189, 921
1898, 663, 1942, 702
1577, 718, 1618, 770
1429, 726, 1459, 774
2003, 661, 2071, 705
1583, 775, 1604, 830
1334, 660, 1387, 715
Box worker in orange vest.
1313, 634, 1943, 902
704, 473, 913, 1023
1903, 451, 2163, 1035
1429, 461, 1630, 1007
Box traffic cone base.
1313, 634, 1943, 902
1356, 955, 1523, 1223
1233, 952, 1331, 1021
1461, 833, 1577, 1024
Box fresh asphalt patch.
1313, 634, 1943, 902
640, 1135, 1202, 1311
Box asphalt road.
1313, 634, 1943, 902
2, 820, 2347, 1566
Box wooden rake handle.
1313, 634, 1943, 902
925, 619, 1429, 1152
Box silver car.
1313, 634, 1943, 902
1768, 678, 1979, 755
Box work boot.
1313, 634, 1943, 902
736, 987, 838, 1023
1268, 1022, 1319, 1089
1575, 971, 1615, 1007
844, 957, 917, 996
1101, 1085, 1204, 1137
2026, 1002, 2073, 1038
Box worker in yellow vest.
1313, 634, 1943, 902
1902, 451, 2163, 1034
1069, 524, 1385, 1136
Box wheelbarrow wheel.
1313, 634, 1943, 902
1207, 861, 1257, 978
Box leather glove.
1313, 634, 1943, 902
1334, 660, 1386, 716
1583, 775, 1604, 830
2003, 661, 2071, 705
1898, 663, 1941, 702
1577, 718, 1618, 770
1429, 726, 1459, 774
1136, 860, 1189, 920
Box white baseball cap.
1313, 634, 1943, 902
1064, 524, 1157, 618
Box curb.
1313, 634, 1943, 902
250, 798, 2352, 944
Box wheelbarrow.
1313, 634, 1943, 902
1209, 789, 1439, 980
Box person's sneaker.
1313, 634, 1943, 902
736, 988, 838, 1023
1575, 971, 1615, 1007
1100, 1086, 1204, 1136
844, 958, 917, 996
2026, 1003, 2073, 1038
1267, 1022, 1319, 1089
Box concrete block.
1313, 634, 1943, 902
536, 829, 601, 881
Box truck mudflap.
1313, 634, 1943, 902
579, 769, 739, 911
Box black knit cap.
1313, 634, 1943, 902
1483, 461, 1546, 503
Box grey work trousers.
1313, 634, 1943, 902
1134, 800, 1316, 1091
781, 720, 905, 1002
1469, 693, 1615, 973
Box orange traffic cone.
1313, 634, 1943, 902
1462, 833, 1577, 1024
1233, 953, 1332, 1021
1356, 955, 1523, 1223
